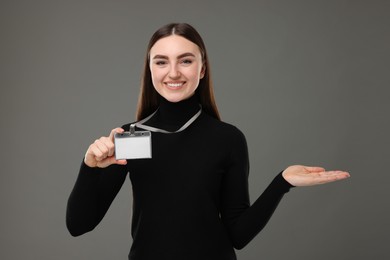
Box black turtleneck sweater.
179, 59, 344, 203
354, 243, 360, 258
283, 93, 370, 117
66, 95, 293, 260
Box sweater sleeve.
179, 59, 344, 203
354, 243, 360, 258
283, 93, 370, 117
66, 161, 128, 236
220, 129, 293, 250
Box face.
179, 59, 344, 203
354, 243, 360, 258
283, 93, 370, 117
149, 35, 205, 103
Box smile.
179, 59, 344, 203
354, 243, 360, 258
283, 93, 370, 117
166, 82, 185, 89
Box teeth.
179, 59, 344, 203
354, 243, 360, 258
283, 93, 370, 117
167, 83, 183, 87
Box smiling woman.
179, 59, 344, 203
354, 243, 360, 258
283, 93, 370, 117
149, 35, 205, 103
136, 23, 220, 122
66, 23, 350, 260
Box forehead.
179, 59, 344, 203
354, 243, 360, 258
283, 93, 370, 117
150, 35, 201, 57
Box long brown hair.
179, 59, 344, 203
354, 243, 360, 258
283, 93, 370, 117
136, 23, 220, 121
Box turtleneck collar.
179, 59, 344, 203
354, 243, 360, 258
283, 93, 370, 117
145, 94, 201, 131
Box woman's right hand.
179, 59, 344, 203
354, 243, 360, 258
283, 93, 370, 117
84, 127, 128, 168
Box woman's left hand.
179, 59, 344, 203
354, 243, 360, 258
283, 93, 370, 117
282, 165, 350, 187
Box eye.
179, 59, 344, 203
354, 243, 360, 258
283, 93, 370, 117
180, 59, 193, 65
155, 60, 167, 66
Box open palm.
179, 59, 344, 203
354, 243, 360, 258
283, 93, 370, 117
282, 165, 350, 187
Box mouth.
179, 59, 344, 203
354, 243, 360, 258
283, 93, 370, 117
165, 81, 186, 89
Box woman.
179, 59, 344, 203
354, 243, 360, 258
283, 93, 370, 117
66, 23, 350, 260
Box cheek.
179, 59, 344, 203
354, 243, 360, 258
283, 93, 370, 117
187, 67, 203, 81
150, 68, 163, 86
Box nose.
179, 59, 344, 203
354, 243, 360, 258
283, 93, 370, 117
168, 64, 180, 79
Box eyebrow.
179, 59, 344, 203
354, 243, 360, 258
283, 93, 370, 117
152, 52, 196, 60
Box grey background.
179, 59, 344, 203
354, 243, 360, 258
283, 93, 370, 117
1, 0, 389, 259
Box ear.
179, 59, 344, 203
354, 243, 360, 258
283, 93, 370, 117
200, 65, 206, 79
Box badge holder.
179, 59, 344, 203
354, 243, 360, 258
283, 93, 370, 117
114, 124, 152, 160
114, 105, 201, 160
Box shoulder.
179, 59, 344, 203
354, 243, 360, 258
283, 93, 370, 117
200, 114, 249, 166
200, 113, 247, 142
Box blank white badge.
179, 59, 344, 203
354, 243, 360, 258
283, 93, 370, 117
114, 131, 152, 159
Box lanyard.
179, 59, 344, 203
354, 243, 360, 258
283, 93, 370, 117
130, 106, 202, 134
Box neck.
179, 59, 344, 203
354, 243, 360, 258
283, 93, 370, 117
145, 94, 200, 131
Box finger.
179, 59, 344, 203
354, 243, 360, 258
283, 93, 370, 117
93, 139, 110, 161
108, 128, 124, 156
84, 144, 100, 167
109, 127, 125, 141
315, 171, 350, 184
87, 143, 102, 159
320, 170, 350, 178
116, 159, 127, 165
100, 136, 115, 157
97, 156, 127, 168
